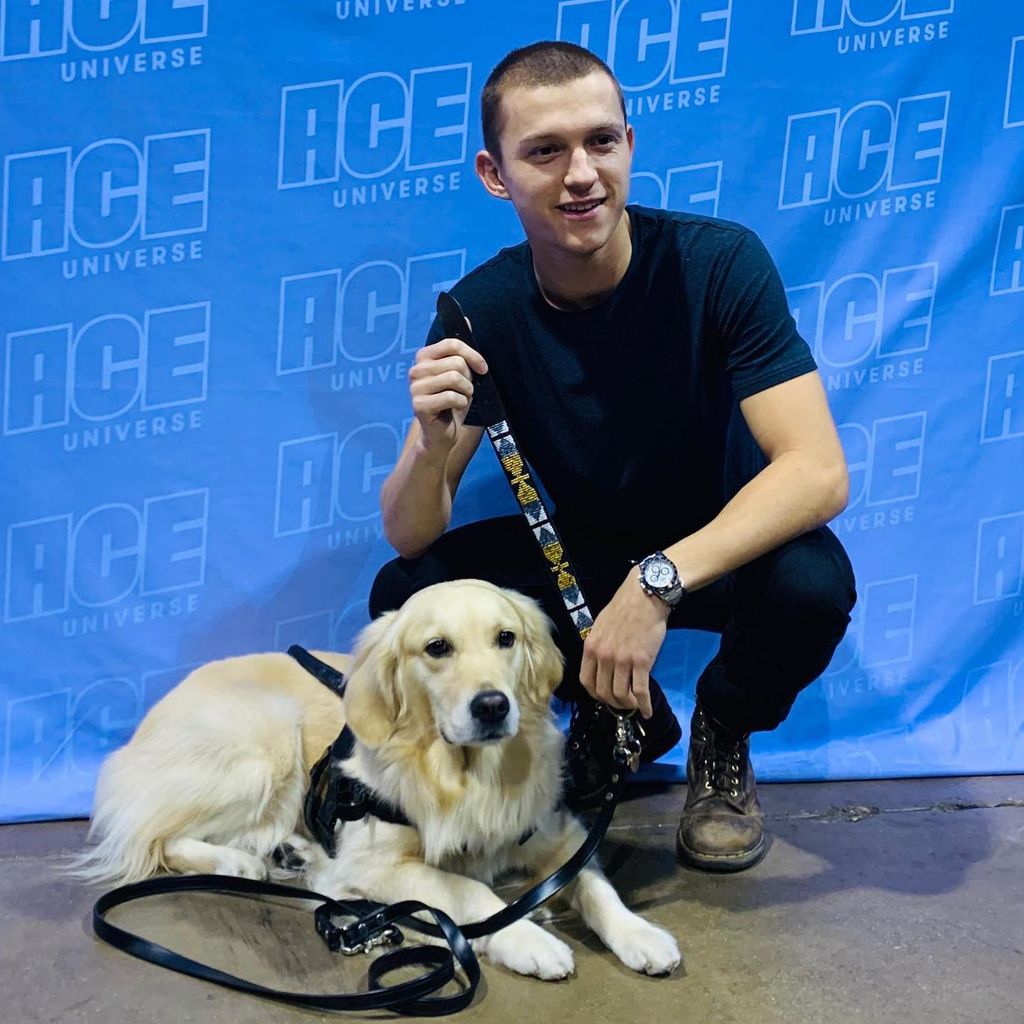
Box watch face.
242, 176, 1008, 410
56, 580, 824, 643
642, 558, 675, 589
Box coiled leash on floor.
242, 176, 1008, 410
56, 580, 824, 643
90, 292, 642, 1015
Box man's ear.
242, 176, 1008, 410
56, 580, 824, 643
475, 148, 511, 200
502, 589, 565, 705
343, 611, 402, 748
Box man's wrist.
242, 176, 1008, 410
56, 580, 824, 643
636, 550, 686, 608
413, 433, 454, 470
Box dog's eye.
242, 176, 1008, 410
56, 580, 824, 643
497, 630, 516, 648
425, 638, 452, 658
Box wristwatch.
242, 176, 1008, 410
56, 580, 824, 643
637, 551, 686, 607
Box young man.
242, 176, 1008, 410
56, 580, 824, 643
370, 42, 856, 873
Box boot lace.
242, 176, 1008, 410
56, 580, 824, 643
567, 699, 603, 760
698, 714, 746, 798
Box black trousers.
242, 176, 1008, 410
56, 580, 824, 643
368, 516, 857, 736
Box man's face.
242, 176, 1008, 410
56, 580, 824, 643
480, 70, 634, 259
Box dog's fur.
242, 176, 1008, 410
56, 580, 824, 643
73, 579, 679, 979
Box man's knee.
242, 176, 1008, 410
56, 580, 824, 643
368, 558, 414, 619
750, 529, 857, 638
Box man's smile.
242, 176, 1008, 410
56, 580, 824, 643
558, 197, 606, 220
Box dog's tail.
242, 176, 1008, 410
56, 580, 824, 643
65, 744, 196, 885
67, 690, 309, 886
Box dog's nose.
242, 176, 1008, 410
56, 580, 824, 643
470, 690, 510, 724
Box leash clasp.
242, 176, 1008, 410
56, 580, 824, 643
612, 711, 642, 774
316, 904, 404, 955
339, 923, 404, 956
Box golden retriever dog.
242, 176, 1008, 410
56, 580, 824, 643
74, 579, 680, 980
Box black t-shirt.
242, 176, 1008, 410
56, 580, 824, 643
425, 205, 817, 558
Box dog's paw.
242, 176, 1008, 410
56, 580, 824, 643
271, 834, 318, 874
484, 920, 575, 981
607, 919, 681, 976
214, 848, 268, 880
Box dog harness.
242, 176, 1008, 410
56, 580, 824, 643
287, 645, 412, 853
288, 643, 539, 856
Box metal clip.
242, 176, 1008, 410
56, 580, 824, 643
339, 923, 403, 956
612, 712, 642, 774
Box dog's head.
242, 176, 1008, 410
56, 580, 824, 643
343, 580, 564, 749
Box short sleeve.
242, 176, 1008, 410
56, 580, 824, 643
710, 231, 817, 401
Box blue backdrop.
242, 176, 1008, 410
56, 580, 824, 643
1, 0, 1022, 823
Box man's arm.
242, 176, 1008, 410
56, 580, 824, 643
661, 369, 848, 591
380, 327, 488, 560
580, 369, 848, 718
380, 418, 483, 559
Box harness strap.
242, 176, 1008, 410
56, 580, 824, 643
288, 646, 414, 851
286, 644, 348, 697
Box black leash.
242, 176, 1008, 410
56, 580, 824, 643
90, 708, 636, 1015
90, 292, 643, 1013
93, 876, 479, 1016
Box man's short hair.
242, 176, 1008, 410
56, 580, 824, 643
481, 41, 628, 164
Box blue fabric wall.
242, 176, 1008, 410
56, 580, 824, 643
1, 0, 1021, 822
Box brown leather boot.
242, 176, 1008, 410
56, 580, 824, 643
676, 706, 766, 872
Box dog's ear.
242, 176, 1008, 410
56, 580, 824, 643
503, 589, 565, 704
343, 611, 403, 748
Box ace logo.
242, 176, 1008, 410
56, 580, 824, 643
0, 0, 208, 60
0, 0, 207, 83
4, 489, 208, 623
4, 303, 209, 438
991, 205, 1024, 296
277, 249, 464, 377
2, 130, 210, 270
779, 93, 948, 228
630, 162, 721, 216
275, 426, 401, 538
555, 0, 729, 116
278, 65, 470, 209
974, 512, 1024, 605
981, 350, 1024, 445
834, 412, 925, 534
1007, 37, 1024, 129
790, 0, 953, 54
786, 261, 935, 392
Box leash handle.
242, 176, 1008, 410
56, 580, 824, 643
436, 292, 597, 642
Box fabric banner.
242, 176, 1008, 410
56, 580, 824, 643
0, 0, 1021, 822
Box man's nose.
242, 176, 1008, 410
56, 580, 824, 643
564, 147, 598, 188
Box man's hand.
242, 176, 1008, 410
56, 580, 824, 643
408, 331, 487, 453
579, 572, 671, 719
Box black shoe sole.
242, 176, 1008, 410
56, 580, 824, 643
675, 830, 767, 873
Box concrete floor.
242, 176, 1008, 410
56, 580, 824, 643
2, 775, 1022, 1024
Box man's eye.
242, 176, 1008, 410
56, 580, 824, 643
497, 630, 516, 648
532, 145, 557, 157
425, 638, 452, 658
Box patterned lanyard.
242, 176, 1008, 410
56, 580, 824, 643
436, 292, 594, 641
